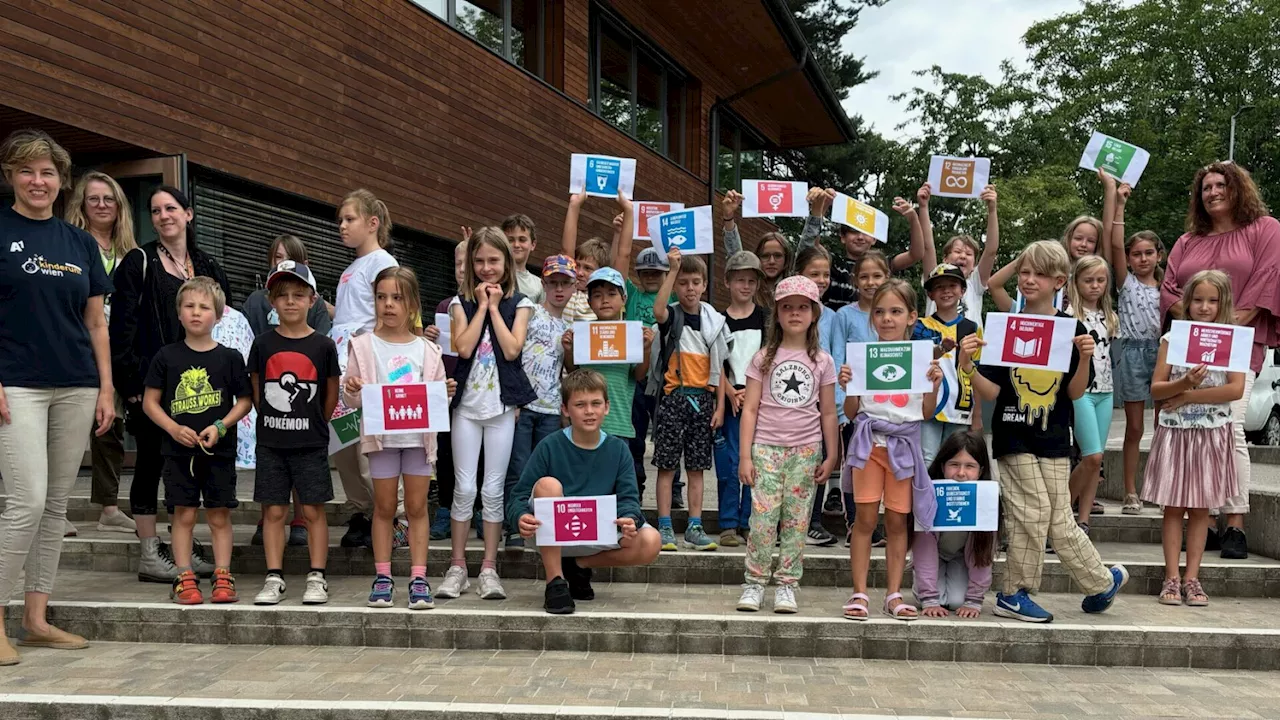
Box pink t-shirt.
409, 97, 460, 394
746, 347, 836, 448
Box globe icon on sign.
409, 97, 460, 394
872, 364, 906, 383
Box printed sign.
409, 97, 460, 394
328, 323, 361, 455
328, 408, 362, 454
741, 180, 808, 218
845, 341, 934, 396
927, 156, 992, 199
634, 201, 684, 240
981, 313, 1078, 372
572, 321, 644, 365
569, 153, 637, 198
359, 382, 451, 435
434, 312, 457, 357
829, 192, 888, 242
915, 481, 999, 532
533, 495, 619, 546
1165, 320, 1254, 373
647, 205, 715, 260
1078, 131, 1151, 186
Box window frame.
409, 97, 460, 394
413, 0, 545, 78
715, 109, 771, 192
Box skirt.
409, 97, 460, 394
1141, 424, 1238, 509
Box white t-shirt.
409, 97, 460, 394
334, 249, 398, 333
450, 295, 537, 421
927, 272, 987, 329
516, 269, 545, 304
522, 304, 568, 415
371, 335, 426, 448
861, 392, 925, 447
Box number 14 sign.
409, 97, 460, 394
360, 382, 451, 435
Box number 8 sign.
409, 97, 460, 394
928, 156, 991, 199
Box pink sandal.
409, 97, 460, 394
843, 592, 870, 621
882, 592, 918, 621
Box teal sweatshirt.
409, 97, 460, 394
506, 429, 645, 530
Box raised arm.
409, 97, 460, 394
652, 247, 681, 325
917, 183, 937, 276
798, 188, 834, 252
890, 196, 923, 272
1111, 182, 1132, 288
560, 189, 588, 257
611, 192, 635, 278
721, 190, 743, 255
987, 258, 1017, 312
1098, 168, 1117, 269
977, 185, 1000, 286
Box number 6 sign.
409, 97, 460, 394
927, 156, 991, 199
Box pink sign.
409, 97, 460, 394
756, 182, 795, 215
552, 499, 600, 543
381, 385, 430, 431
635, 202, 681, 240
1000, 316, 1054, 367
1187, 323, 1235, 366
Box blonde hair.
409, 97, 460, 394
576, 237, 611, 268
461, 226, 516, 302
1183, 270, 1235, 325
942, 234, 980, 258
1018, 240, 1071, 281
854, 249, 890, 278
871, 279, 919, 340
1061, 216, 1103, 258
66, 171, 137, 259
176, 277, 226, 318
373, 266, 422, 329
1125, 230, 1165, 282
341, 189, 392, 248
0, 129, 71, 185
1068, 255, 1118, 336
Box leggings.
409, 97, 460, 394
1071, 391, 1114, 457
126, 401, 165, 516
450, 409, 516, 523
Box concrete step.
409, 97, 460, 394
6, 571, 1280, 670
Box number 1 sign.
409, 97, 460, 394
360, 382, 451, 435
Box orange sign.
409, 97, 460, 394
939, 159, 975, 194
573, 321, 643, 365
589, 323, 627, 361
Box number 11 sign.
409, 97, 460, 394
360, 382, 451, 435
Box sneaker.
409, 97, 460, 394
191, 540, 215, 579
774, 584, 798, 613
170, 570, 202, 605
1220, 527, 1249, 560
563, 557, 594, 601
844, 527, 853, 548
736, 583, 764, 612
477, 567, 506, 599
505, 532, 525, 550
1122, 494, 1142, 515
367, 574, 395, 608
544, 576, 575, 614
436, 565, 470, 599
1091, 500, 1105, 515
1078, 522, 1090, 538
342, 512, 371, 548
303, 571, 329, 605
391, 516, 410, 549
251, 522, 264, 546
1082, 565, 1130, 613
659, 525, 678, 552
210, 568, 238, 604
683, 524, 718, 551
63, 519, 77, 537
429, 507, 451, 540
822, 492, 843, 516
870, 526, 887, 548
288, 523, 308, 547
408, 576, 434, 610
672, 494, 685, 511
718, 529, 741, 547
806, 526, 837, 547
994, 589, 1053, 623
253, 575, 286, 605
96, 510, 137, 534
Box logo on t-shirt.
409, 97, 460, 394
171, 367, 222, 416
263, 351, 319, 429
769, 360, 815, 407
9, 241, 23, 253
1006, 367, 1062, 430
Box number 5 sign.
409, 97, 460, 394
927, 156, 991, 199
1165, 320, 1254, 372
741, 180, 809, 217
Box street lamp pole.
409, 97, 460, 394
1229, 104, 1255, 162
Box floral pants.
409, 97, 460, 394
744, 443, 820, 586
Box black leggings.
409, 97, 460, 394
125, 401, 164, 516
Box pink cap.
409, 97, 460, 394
773, 275, 821, 304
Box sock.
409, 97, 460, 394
374, 562, 391, 577
411, 565, 427, 580
451, 557, 467, 569
309, 568, 326, 578
481, 559, 497, 571
688, 517, 703, 528
658, 516, 672, 530
267, 569, 283, 579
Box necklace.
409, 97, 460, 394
157, 242, 194, 280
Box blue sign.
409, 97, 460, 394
919, 480, 997, 532
658, 210, 695, 252
586, 156, 621, 195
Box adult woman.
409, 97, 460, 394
65, 171, 138, 536
1161, 161, 1280, 559
110, 185, 231, 582
0, 130, 115, 665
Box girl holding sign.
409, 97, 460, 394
1144, 270, 1244, 607
1066, 255, 1117, 533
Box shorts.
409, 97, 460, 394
1114, 338, 1159, 403
368, 447, 434, 479
652, 389, 716, 471
526, 488, 624, 557
254, 446, 334, 505
852, 446, 912, 514
162, 454, 238, 509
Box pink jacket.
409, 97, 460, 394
341, 333, 446, 460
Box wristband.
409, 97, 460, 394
214, 419, 227, 438
958, 365, 975, 379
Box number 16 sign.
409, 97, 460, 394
360, 382, 451, 435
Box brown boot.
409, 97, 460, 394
0, 638, 19, 665
19, 625, 88, 649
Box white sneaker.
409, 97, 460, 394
774, 584, 798, 614
302, 571, 329, 605
436, 565, 470, 599
254, 576, 287, 605
736, 584, 764, 612
477, 567, 506, 600
97, 510, 137, 534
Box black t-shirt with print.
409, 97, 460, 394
248, 330, 341, 449
977, 312, 1089, 459
145, 342, 251, 458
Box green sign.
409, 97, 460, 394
1094, 137, 1137, 178
329, 409, 363, 454
865, 343, 914, 391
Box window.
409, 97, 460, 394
412, 0, 544, 77
716, 113, 769, 192
590, 7, 687, 164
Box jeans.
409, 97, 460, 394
505, 409, 562, 531
125, 402, 165, 516
713, 409, 750, 530
629, 382, 681, 501
921, 420, 966, 467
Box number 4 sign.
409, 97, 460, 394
741, 180, 809, 218
360, 382, 451, 435
981, 313, 1078, 372
1165, 320, 1254, 372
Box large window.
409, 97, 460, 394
412, 0, 544, 77
717, 113, 770, 192
590, 7, 687, 164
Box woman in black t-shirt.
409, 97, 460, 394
0, 130, 115, 664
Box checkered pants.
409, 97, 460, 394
999, 454, 1113, 596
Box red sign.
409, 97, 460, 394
636, 203, 674, 239
553, 499, 600, 543
381, 385, 430, 431
1188, 323, 1235, 366
1000, 316, 1054, 367
756, 182, 794, 215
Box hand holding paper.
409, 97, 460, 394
926, 156, 992, 199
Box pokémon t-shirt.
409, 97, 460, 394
247, 330, 341, 449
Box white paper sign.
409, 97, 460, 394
533, 495, 619, 546
573, 321, 644, 365
329, 323, 362, 455
359, 382, 451, 435
434, 312, 457, 357
981, 313, 1078, 373
915, 481, 999, 532
742, 180, 809, 217
1078, 131, 1151, 186
927, 156, 992, 199
634, 201, 684, 240
1165, 320, 1254, 373
569, 153, 637, 198
647, 205, 715, 260
845, 341, 935, 396
829, 192, 888, 242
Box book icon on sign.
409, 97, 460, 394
1011, 337, 1041, 359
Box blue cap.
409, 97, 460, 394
586, 267, 627, 299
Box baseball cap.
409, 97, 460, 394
586, 267, 627, 299
266, 260, 317, 292
725, 251, 763, 276
634, 247, 669, 272
923, 263, 967, 291
773, 275, 820, 304
542, 254, 577, 279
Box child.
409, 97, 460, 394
912, 264, 983, 466
248, 262, 340, 606
839, 279, 940, 621
962, 240, 1129, 623
502, 214, 544, 303
836, 251, 890, 346
1066, 254, 1117, 533
918, 183, 1000, 328
802, 191, 924, 310
446, 227, 537, 599
714, 250, 767, 547
559, 189, 612, 323
430, 240, 470, 540
502, 253, 577, 549
992, 213, 1105, 313
796, 245, 843, 547
648, 247, 727, 552
735, 276, 839, 613
344, 267, 452, 609
1143, 270, 1242, 607
721, 188, 828, 307
142, 277, 252, 604
510, 369, 662, 615
912, 430, 996, 617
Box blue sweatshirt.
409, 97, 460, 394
506, 428, 645, 530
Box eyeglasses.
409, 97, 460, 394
759, 252, 786, 261
86, 196, 118, 207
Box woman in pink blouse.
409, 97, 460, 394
1161, 161, 1280, 560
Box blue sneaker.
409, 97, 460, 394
429, 508, 451, 541
367, 574, 395, 608
994, 589, 1053, 623
659, 525, 678, 551
1082, 565, 1129, 614
408, 576, 435, 610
